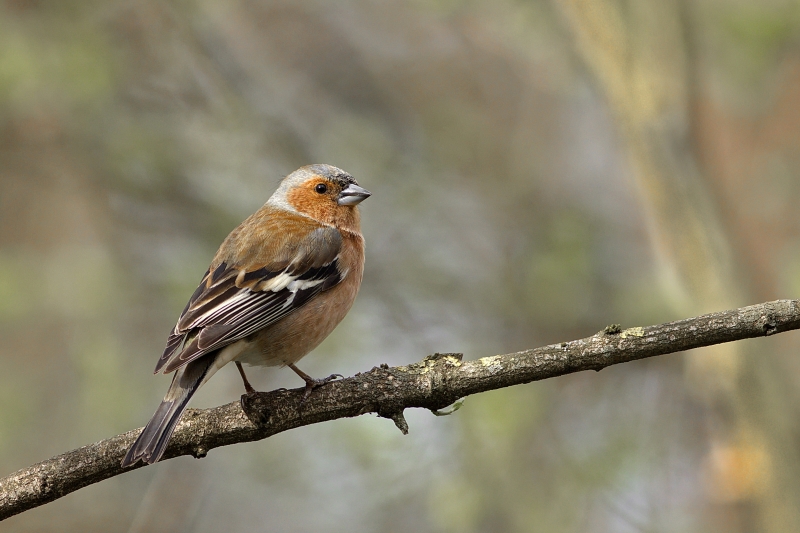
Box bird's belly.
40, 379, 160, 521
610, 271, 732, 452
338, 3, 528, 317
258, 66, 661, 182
235, 279, 358, 368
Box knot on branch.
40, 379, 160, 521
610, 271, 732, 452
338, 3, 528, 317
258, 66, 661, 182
761, 315, 778, 335
38, 475, 50, 495
240, 393, 272, 427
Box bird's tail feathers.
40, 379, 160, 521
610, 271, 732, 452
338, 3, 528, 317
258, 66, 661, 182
121, 355, 215, 467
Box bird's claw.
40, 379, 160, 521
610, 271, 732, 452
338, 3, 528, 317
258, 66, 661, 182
299, 373, 343, 404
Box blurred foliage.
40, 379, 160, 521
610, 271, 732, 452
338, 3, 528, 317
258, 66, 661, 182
1, 0, 799, 531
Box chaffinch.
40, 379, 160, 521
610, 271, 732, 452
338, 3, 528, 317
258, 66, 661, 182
122, 164, 370, 467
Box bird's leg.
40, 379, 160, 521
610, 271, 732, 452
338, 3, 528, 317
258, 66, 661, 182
235, 361, 257, 395
286, 362, 342, 402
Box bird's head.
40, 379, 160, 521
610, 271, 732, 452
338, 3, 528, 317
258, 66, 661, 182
270, 164, 370, 232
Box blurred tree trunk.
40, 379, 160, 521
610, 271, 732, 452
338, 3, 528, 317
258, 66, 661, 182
554, 0, 797, 530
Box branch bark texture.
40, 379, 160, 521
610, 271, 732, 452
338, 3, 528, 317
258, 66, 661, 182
2, 299, 799, 520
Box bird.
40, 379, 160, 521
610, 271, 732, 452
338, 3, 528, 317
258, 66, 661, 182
121, 164, 370, 467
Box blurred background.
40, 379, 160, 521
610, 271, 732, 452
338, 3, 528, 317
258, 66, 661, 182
1, 0, 800, 531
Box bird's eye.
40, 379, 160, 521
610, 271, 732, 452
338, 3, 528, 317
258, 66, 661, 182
315, 183, 328, 194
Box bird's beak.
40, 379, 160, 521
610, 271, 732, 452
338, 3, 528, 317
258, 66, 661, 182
337, 184, 371, 206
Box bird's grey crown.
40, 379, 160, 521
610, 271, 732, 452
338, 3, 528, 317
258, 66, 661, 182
305, 164, 357, 188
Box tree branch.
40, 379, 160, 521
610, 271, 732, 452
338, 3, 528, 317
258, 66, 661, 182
2, 299, 799, 520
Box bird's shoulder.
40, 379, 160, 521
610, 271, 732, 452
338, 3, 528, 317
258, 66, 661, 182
213, 206, 343, 272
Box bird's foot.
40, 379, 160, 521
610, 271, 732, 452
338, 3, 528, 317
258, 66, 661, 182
285, 362, 343, 404
300, 373, 343, 404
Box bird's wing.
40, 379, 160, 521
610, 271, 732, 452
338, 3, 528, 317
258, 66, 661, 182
155, 225, 344, 374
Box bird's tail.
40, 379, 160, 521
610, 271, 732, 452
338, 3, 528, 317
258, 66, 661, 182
121, 354, 216, 467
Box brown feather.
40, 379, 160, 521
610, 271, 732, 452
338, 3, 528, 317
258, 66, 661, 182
156, 218, 346, 374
